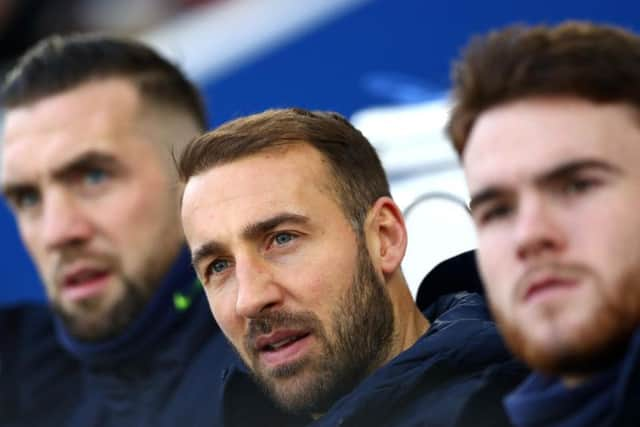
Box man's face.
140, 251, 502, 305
182, 144, 394, 414
464, 97, 640, 379
1, 78, 185, 341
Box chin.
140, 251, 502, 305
504, 317, 634, 378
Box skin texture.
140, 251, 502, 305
181, 143, 427, 414
463, 96, 640, 384
1, 78, 188, 341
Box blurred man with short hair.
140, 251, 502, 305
0, 33, 250, 427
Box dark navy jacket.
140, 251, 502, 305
1, 303, 81, 427
2, 247, 250, 427
222, 251, 528, 427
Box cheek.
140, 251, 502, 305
17, 219, 52, 275
117, 185, 175, 226
207, 287, 244, 344
477, 233, 508, 281
594, 236, 640, 301
292, 259, 348, 308
18, 219, 42, 256
100, 183, 179, 249
572, 209, 640, 283
477, 240, 513, 310
484, 280, 512, 322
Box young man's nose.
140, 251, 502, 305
514, 195, 567, 261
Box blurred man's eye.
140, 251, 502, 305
11, 189, 41, 211
84, 168, 108, 185
473, 202, 513, 226
20, 192, 39, 209
562, 177, 600, 196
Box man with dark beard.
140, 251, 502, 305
178, 107, 527, 426
447, 21, 640, 427
0, 33, 258, 427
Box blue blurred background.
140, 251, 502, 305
2, 0, 639, 303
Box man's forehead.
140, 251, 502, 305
182, 179, 315, 252
8, 78, 140, 124
1, 79, 146, 174
181, 147, 340, 236
463, 98, 629, 187
186, 143, 330, 194
183, 157, 318, 213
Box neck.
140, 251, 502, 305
560, 330, 640, 388
387, 275, 430, 359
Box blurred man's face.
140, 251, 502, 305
1, 78, 185, 341
182, 144, 394, 414
464, 97, 640, 381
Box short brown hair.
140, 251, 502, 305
3, 33, 207, 131
177, 108, 391, 231
447, 21, 640, 155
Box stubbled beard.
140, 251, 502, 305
492, 267, 640, 379
243, 244, 395, 415
52, 277, 151, 342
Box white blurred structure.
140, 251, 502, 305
140, 0, 373, 81
351, 98, 477, 296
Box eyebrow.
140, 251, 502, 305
469, 158, 622, 212
190, 212, 310, 269
50, 151, 121, 181
241, 212, 309, 241
2, 150, 120, 197
191, 241, 227, 271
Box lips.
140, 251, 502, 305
65, 268, 108, 286
253, 329, 312, 367
519, 268, 579, 303
256, 330, 310, 351
59, 265, 111, 302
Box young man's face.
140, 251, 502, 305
181, 143, 395, 414
463, 96, 640, 380
1, 78, 185, 341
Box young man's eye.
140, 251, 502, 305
564, 178, 598, 195
477, 204, 512, 225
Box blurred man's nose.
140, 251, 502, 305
42, 189, 94, 250
514, 195, 567, 261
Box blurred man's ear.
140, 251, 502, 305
365, 196, 408, 278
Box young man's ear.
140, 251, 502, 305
364, 196, 408, 277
